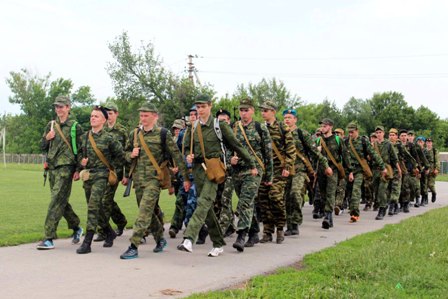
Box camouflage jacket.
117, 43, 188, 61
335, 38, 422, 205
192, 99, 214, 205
424, 147, 440, 172
183, 116, 256, 169
346, 136, 384, 172
104, 122, 128, 179
232, 120, 274, 182
292, 128, 329, 172
317, 134, 352, 172
41, 116, 83, 170
79, 129, 124, 178
266, 120, 296, 173
392, 140, 416, 173
407, 142, 430, 170
125, 126, 189, 183
373, 139, 398, 169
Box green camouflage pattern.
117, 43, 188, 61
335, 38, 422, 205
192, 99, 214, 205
218, 176, 236, 234
292, 128, 329, 171
284, 171, 308, 227
233, 171, 262, 231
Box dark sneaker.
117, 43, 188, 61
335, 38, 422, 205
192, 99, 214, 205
37, 239, 54, 250
153, 238, 167, 253
168, 228, 177, 239
115, 223, 126, 236
72, 227, 83, 244
120, 246, 138, 259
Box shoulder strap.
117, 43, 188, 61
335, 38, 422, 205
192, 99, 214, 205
349, 137, 364, 165
321, 137, 339, 168
138, 131, 163, 179
88, 131, 114, 171
196, 121, 207, 159
54, 122, 73, 154
237, 121, 265, 171
271, 140, 285, 167
254, 121, 263, 138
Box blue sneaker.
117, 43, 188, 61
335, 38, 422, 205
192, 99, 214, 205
153, 238, 167, 253
72, 227, 83, 244
37, 239, 55, 250
120, 246, 138, 259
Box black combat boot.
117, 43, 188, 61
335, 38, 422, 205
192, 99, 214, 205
244, 231, 259, 247
420, 195, 427, 207
232, 229, 247, 252
76, 231, 94, 254
322, 213, 332, 229
388, 203, 395, 216
276, 230, 285, 244
403, 202, 410, 213
103, 227, 117, 248
414, 197, 420, 208
375, 207, 385, 220
290, 224, 299, 235
260, 232, 273, 243
196, 225, 208, 245
424, 194, 429, 205
284, 225, 293, 236
431, 193, 436, 203
393, 203, 399, 214
312, 206, 320, 219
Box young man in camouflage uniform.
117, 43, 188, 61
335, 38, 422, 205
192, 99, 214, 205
93, 102, 128, 242
416, 136, 430, 205
386, 128, 403, 216
258, 101, 296, 243
372, 126, 399, 220
283, 109, 330, 235
37, 95, 84, 250
345, 123, 386, 222
178, 94, 256, 257
76, 106, 125, 254
230, 98, 273, 251
425, 138, 439, 203
406, 131, 429, 207
363, 132, 378, 211
316, 118, 353, 229
398, 129, 418, 213
120, 103, 190, 259
334, 128, 348, 215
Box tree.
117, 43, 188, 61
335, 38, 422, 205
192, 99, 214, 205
368, 91, 414, 131
342, 97, 376, 134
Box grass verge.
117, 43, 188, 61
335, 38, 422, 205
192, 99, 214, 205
189, 206, 448, 298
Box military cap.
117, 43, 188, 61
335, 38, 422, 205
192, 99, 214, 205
138, 102, 158, 113
54, 95, 71, 106
104, 102, 118, 112
282, 108, 297, 117
94, 105, 109, 120
194, 93, 212, 104
370, 132, 378, 138
172, 119, 185, 130
407, 130, 415, 135
399, 129, 408, 135
334, 128, 344, 135
389, 128, 398, 134
416, 136, 426, 142
375, 125, 385, 132
189, 105, 197, 112
239, 98, 254, 109
215, 108, 231, 119
319, 118, 334, 126
426, 138, 433, 142
347, 122, 358, 131
259, 100, 277, 111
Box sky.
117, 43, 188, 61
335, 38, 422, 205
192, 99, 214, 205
1, 0, 448, 118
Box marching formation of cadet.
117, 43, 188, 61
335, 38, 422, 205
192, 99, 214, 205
37, 94, 441, 259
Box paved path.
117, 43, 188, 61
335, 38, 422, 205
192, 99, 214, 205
1, 182, 447, 299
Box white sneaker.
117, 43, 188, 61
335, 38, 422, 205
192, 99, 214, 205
208, 247, 224, 257
177, 238, 193, 252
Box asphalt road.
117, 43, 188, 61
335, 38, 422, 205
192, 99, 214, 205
1, 182, 447, 299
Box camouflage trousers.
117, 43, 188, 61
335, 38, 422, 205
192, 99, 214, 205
409, 174, 421, 201
400, 173, 412, 203
347, 171, 364, 217
420, 172, 428, 196
428, 174, 436, 195
257, 173, 288, 234
373, 170, 389, 208
97, 182, 128, 236
317, 167, 339, 213
284, 172, 307, 228
82, 176, 111, 233
131, 179, 164, 247
218, 176, 236, 234
363, 176, 375, 207
44, 166, 80, 240
387, 169, 402, 204
183, 166, 225, 248
233, 171, 262, 232
335, 178, 347, 209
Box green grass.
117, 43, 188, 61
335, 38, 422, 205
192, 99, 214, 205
189, 207, 448, 299
436, 173, 448, 182
0, 163, 177, 246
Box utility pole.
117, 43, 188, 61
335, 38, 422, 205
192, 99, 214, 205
188, 54, 195, 84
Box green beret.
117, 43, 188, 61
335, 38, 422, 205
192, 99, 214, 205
194, 94, 212, 104
54, 95, 71, 106
319, 118, 334, 126
138, 102, 158, 113
259, 100, 277, 111
104, 102, 118, 112
375, 125, 385, 132
282, 109, 297, 117
347, 122, 358, 131
239, 98, 254, 109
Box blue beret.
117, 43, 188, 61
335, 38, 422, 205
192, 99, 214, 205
282, 109, 297, 117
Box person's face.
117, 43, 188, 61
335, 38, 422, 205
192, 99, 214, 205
417, 139, 425, 147
261, 109, 275, 121
107, 110, 118, 124
426, 141, 433, 149
348, 129, 359, 139
407, 134, 414, 143
189, 111, 197, 122
139, 111, 157, 127
54, 104, 70, 118
375, 130, 384, 140
239, 107, 254, 123
218, 114, 230, 124
370, 136, 377, 143
389, 132, 397, 142
90, 110, 106, 128
399, 133, 407, 143
196, 103, 211, 119
283, 114, 297, 127
173, 128, 180, 137
320, 123, 332, 134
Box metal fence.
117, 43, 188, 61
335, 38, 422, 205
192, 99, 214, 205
3, 154, 46, 164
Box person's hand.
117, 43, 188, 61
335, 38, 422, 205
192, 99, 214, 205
230, 156, 239, 165
282, 169, 290, 177
121, 177, 129, 185
348, 172, 354, 182
46, 130, 55, 141
186, 154, 194, 164
131, 147, 140, 158
250, 168, 258, 176
168, 186, 175, 195
264, 181, 273, 186
324, 167, 333, 177
73, 171, 80, 181
81, 158, 88, 167
171, 167, 179, 174
434, 169, 439, 176
381, 168, 388, 177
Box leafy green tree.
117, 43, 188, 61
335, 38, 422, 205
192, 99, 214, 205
369, 91, 414, 131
